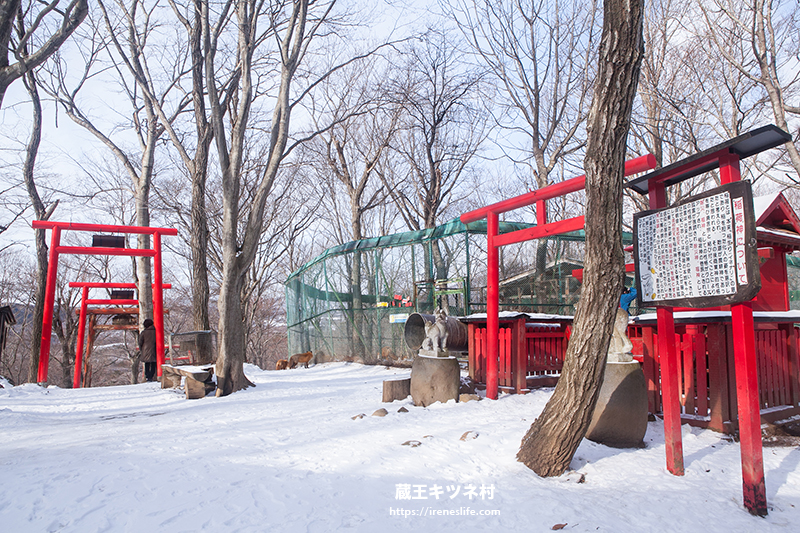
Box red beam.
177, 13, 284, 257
642, 151, 723, 188
69, 282, 172, 289
494, 217, 585, 248
84, 299, 139, 306
32, 220, 178, 236
56, 246, 156, 258
461, 154, 656, 224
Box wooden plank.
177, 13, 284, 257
683, 327, 697, 415
707, 324, 727, 433
696, 327, 708, 417
757, 330, 768, 408
514, 319, 527, 394
498, 328, 507, 387
185, 376, 215, 399
468, 324, 476, 381
476, 328, 485, 383
727, 325, 738, 428
641, 326, 656, 414
788, 326, 800, 407
778, 329, 789, 406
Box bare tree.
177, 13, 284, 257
380, 29, 488, 288
3, 1, 69, 382
448, 0, 599, 275
697, 0, 800, 180
19, 65, 60, 382
153, 0, 217, 331
517, 0, 644, 477
0, 0, 88, 106
303, 58, 400, 359
206, 0, 343, 395
42, 0, 190, 330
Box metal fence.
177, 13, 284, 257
285, 218, 619, 364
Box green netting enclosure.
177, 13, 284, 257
285, 218, 625, 365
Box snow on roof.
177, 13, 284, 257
462, 312, 574, 321
753, 191, 782, 221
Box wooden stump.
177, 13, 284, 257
382, 377, 411, 402
161, 372, 181, 389
410, 355, 460, 407
185, 377, 216, 399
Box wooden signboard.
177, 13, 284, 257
633, 181, 761, 308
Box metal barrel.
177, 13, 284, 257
403, 313, 469, 352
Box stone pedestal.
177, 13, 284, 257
586, 361, 648, 448
410, 355, 460, 407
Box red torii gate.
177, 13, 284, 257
31, 221, 177, 383
625, 125, 792, 516
460, 154, 657, 400
70, 281, 171, 388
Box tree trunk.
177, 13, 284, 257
517, 0, 644, 477
130, 351, 141, 385
215, 259, 253, 395
191, 169, 211, 331
27, 235, 47, 383
20, 68, 48, 383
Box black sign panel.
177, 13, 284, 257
633, 181, 761, 308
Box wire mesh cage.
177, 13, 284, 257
285, 218, 630, 365
168, 330, 216, 365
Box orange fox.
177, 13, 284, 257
275, 359, 289, 370
289, 351, 313, 369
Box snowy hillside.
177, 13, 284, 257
1, 363, 799, 532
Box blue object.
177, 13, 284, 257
620, 288, 637, 313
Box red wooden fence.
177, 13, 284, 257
467, 316, 800, 433
635, 322, 800, 432
469, 319, 568, 392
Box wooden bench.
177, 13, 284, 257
161, 364, 216, 399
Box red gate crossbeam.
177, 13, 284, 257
460, 154, 657, 400
31, 220, 177, 385
70, 281, 172, 389
59, 247, 156, 257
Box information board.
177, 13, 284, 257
633, 181, 761, 308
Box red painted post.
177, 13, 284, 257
731, 302, 768, 516
536, 200, 547, 226
486, 212, 499, 400
38, 226, 62, 383
719, 152, 741, 185
152, 231, 165, 377
657, 307, 685, 475
648, 176, 684, 475
73, 286, 89, 388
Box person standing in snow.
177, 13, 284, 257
138, 318, 158, 382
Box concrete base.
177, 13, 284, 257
410, 355, 460, 407
586, 361, 648, 448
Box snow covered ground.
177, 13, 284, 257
1, 362, 799, 532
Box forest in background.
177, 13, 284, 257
0, 0, 798, 388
